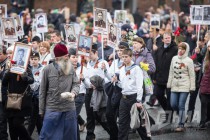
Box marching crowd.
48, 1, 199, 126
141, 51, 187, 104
1, 1, 210, 140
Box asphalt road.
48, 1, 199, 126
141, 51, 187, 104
29, 94, 210, 140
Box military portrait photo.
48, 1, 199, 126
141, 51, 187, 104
10, 43, 32, 74
77, 35, 92, 56
114, 10, 127, 24
108, 23, 117, 44
2, 17, 17, 41
94, 7, 107, 32
203, 6, 210, 25
64, 24, 76, 43
190, 6, 203, 24
35, 13, 48, 33
3, 18, 16, 36
150, 14, 160, 29
0, 4, 7, 18
14, 15, 24, 35
170, 13, 179, 32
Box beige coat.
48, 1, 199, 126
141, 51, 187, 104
167, 42, 195, 92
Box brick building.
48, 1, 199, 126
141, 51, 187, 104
1, 0, 210, 15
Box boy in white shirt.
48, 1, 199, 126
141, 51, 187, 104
113, 48, 151, 140
85, 44, 110, 140
103, 41, 129, 140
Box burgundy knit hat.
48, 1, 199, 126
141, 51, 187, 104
54, 43, 68, 57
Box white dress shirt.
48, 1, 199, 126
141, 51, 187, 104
118, 61, 144, 102
76, 66, 89, 94
86, 59, 110, 84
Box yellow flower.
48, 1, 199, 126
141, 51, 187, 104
140, 62, 149, 71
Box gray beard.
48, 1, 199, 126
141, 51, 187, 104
57, 58, 72, 75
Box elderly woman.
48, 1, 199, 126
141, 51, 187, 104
167, 42, 195, 132
39, 41, 51, 66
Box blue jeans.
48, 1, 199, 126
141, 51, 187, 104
170, 92, 189, 126
39, 110, 77, 140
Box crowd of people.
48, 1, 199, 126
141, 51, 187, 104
0, 1, 210, 140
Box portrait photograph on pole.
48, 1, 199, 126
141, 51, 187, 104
77, 35, 92, 56
35, 13, 48, 33
190, 5, 203, 25
150, 14, 160, 29
108, 22, 117, 48
170, 12, 179, 32
64, 24, 77, 44
0, 4, 7, 18
10, 42, 32, 74
93, 7, 107, 33
14, 15, 24, 36
203, 5, 210, 25
1, 17, 18, 42
114, 10, 127, 25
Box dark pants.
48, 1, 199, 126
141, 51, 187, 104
106, 97, 119, 140
75, 94, 85, 140
200, 94, 210, 125
27, 97, 43, 136
8, 117, 32, 140
187, 87, 199, 122
78, 115, 85, 125
154, 84, 172, 111
0, 102, 8, 140
118, 94, 151, 140
85, 88, 110, 140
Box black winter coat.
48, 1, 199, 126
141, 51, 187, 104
154, 41, 178, 85
2, 67, 34, 117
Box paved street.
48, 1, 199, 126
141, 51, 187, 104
29, 94, 210, 140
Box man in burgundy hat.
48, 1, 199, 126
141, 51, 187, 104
39, 43, 79, 140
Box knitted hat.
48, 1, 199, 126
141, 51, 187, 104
54, 44, 68, 57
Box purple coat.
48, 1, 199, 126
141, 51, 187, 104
200, 65, 210, 94
133, 47, 156, 74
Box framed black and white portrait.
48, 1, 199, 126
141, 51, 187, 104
64, 24, 77, 44
1, 17, 17, 42
203, 6, 210, 25
14, 15, 24, 36
190, 5, 203, 25
108, 23, 117, 48
77, 35, 92, 56
10, 43, 32, 74
170, 13, 179, 32
35, 13, 48, 33
94, 7, 107, 32
0, 4, 7, 19
114, 10, 127, 24
150, 14, 160, 29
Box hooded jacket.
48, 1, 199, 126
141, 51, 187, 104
167, 42, 195, 92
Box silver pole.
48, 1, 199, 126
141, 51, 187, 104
121, 0, 124, 10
